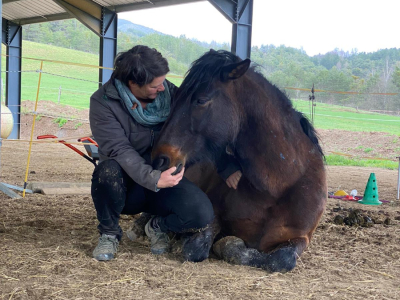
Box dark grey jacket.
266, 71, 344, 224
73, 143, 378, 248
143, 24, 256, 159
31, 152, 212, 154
89, 79, 177, 192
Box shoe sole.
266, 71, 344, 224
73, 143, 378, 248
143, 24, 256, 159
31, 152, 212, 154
94, 253, 115, 261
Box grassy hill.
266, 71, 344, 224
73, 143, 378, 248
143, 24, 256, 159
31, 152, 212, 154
1, 41, 183, 109
1, 41, 399, 135
1, 41, 399, 169
293, 100, 400, 135
2, 41, 400, 131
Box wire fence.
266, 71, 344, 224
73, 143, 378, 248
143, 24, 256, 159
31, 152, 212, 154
282, 87, 400, 116
0, 54, 399, 198
0, 53, 399, 141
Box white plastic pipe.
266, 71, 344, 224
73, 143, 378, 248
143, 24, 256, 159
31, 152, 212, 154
397, 156, 400, 200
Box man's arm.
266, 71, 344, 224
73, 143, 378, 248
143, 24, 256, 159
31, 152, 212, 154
90, 95, 161, 191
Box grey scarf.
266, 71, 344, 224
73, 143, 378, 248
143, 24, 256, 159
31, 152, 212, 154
115, 79, 171, 126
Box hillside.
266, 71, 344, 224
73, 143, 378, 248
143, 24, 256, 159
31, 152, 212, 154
117, 19, 164, 36
13, 19, 400, 113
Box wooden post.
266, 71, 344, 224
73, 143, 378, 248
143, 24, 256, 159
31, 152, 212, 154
397, 156, 400, 200
58, 85, 62, 104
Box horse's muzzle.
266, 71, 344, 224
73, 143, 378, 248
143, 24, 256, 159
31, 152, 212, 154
151, 144, 187, 174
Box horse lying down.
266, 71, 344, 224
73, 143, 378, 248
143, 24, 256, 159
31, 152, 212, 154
146, 50, 326, 273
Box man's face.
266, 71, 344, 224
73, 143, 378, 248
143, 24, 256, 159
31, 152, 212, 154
129, 75, 166, 102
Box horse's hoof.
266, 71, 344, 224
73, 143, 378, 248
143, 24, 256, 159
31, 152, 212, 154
126, 213, 151, 241
263, 246, 297, 273
125, 228, 140, 241
213, 236, 247, 264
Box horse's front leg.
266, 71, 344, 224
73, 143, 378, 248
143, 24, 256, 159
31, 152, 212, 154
176, 218, 221, 262
213, 236, 307, 273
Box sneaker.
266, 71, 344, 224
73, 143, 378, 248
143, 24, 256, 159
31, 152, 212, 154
93, 234, 119, 261
145, 217, 170, 255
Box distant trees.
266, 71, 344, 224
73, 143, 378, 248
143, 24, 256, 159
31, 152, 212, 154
24, 20, 99, 53
22, 19, 400, 112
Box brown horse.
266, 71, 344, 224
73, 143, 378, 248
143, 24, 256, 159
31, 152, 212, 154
152, 50, 327, 272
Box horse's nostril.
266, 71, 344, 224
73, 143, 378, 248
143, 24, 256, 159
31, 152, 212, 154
156, 158, 165, 169
171, 163, 183, 175
153, 155, 170, 172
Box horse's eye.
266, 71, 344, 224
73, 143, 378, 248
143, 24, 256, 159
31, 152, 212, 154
196, 97, 210, 105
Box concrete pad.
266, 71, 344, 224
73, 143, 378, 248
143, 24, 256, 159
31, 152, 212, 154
40, 187, 91, 195
27, 182, 91, 195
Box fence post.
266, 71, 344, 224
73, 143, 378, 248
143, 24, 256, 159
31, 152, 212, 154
58, 85, 62, 104
1, 77, 3, 104
397, 156, 400, 200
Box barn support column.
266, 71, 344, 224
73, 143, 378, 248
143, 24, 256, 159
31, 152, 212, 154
99, 8, 117, 86
52, 0, 117, 86
208, 0, 253, 59
1, 19, 22, 139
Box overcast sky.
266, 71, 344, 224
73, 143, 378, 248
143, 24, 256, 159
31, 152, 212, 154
119, 0, 398, 57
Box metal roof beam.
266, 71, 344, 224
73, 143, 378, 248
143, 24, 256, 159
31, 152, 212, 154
13, 13, 72, 25
113, 0, 205, 13
53, 0, 102, 19
3, 0, 22, 4
52, 0, 105, 36
207, 0, 235, 23
3, 0, 206, 25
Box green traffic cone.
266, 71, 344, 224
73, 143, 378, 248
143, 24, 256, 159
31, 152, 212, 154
358, 173, 382, 205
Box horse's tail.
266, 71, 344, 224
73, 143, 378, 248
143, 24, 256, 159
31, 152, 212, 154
298, 112, 324, 157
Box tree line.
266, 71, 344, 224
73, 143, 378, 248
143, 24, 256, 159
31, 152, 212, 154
23, 19, 400, 113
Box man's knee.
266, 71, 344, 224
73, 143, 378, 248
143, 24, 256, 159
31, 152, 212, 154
185, 194, 214, 230
92, 159, 123, 186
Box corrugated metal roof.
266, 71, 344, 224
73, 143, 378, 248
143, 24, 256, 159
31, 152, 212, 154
2, 0, 205, 25
93, 0, 144, 6
3, 0, 65, 21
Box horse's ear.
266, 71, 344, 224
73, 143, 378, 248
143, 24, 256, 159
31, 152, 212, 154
220, 59, 251, 82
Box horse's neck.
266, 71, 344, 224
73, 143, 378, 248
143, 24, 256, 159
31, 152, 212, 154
234, 83, 311, 198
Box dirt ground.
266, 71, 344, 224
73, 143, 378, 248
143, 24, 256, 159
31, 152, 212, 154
0, 105, 400, 299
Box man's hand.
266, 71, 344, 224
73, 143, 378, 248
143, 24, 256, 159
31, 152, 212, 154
226, 170, 242, 189
157, 166, 185, 188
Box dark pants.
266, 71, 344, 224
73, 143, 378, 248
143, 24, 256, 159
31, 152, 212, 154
91, 159, 214, 240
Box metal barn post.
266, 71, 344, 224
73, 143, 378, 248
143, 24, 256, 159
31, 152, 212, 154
208, 0, 254, 59
2, 19, 22, 139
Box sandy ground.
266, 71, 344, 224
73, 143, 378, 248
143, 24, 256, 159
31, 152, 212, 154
0, 112, 399, 299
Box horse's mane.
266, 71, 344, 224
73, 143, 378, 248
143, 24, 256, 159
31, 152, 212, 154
179, 49, 323, 156
177, 50, 241, 99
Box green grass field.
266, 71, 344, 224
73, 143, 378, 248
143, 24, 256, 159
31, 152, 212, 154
292, 100, 400, 136
325, 154, 398, 169
1, 41, 184, 109
2, 42, 399, 169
